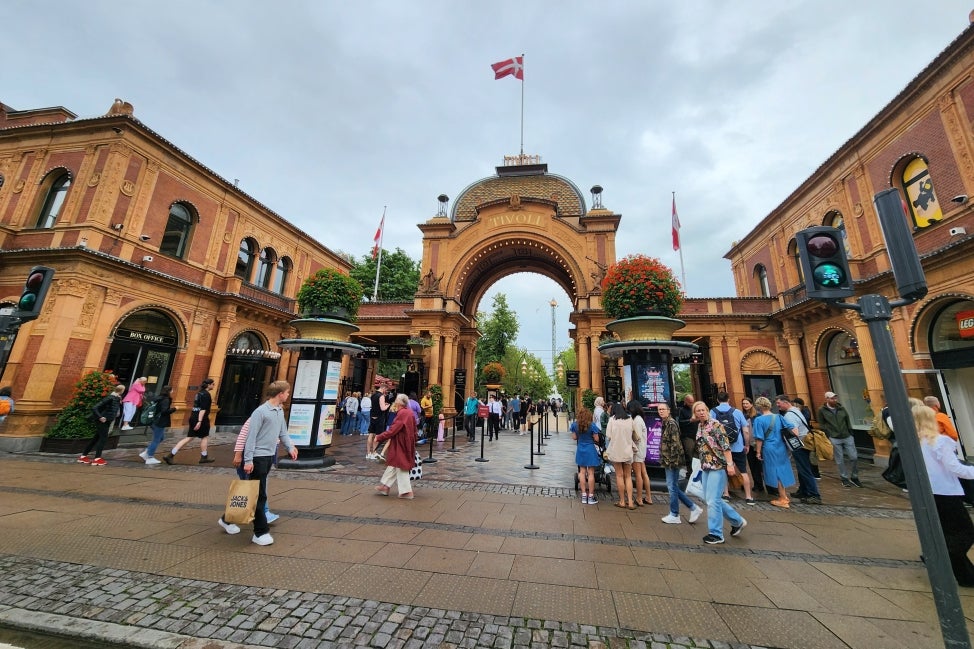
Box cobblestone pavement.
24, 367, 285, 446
0, 418, 969, 648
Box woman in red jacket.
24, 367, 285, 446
374, 393, 418, 499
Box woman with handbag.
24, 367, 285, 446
694, 401, 747, 544
751, 397, 796, 508
912, 398, 974, 586
373, 393, 419, 500
604, 403, 637, 509
79, 384, 125, 466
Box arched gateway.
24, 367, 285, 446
408, 158, 622, 416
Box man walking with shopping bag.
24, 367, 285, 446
219, 380, 298, 546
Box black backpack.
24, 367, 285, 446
713, 407, 740, 444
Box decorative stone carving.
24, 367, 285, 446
87, 172, 100, 187
120, 180, 135, 196
419, 268, 444, 294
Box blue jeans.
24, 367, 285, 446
147, 424, 166, 456
792, 447, 820, 497
830, 436, 858, 481
665, 467, 696, 515
237, 464, 273, 515
701, 469, 743, 538
358, 411, 370, 433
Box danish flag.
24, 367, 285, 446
491, 56, 524, 80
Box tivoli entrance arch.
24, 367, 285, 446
408, 159, 619, 416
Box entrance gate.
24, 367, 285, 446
408, 159, 621, 416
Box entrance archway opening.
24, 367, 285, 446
105, 309, 180, 398
217, 330, 282, 425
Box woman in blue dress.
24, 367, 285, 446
751, 396, 795, 508
571, 406, 602, 505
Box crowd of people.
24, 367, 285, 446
59, 374, 974, 587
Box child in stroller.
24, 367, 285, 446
572, 406, 612, 503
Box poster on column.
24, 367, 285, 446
293, 360, 322, 400
321, 361, 341, 400
317, 404, 336, 445
287, 403, 316, 445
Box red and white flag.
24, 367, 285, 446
491, 56, 524, 80
671, 195, 681, 251
372, 215, 384, 259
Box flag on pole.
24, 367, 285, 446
491, 56, 524, 80
671, 195, 681, 251
372, 215, 384, 259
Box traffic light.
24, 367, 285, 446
795, 227, 854, 300
13, 266, 55, 322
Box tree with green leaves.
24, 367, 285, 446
474, 294, 519, 374
349, 248, 420, 302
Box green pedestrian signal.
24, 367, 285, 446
796, 227, 854, 300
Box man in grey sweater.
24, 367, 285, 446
219, 380, 298, 546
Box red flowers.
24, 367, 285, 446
601, 255, 684, 319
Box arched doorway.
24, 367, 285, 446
821, 330, 871, 450
216, 331, 281, 425
105, 309, 180, 398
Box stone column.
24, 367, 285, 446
782, 327, 810, 403
578, 335, 591, 392
709, 336, 727, 396
440, 334, 457, 418
724, 335, 741, 398
428, 332, 442, 386
589, 334, 603, 396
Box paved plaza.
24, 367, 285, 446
0, 416, 971, 648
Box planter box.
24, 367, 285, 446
39, 435, 119, 454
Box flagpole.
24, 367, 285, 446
519, 53, 525, 156
674, 192, 687, 291
372, 206, 386, 301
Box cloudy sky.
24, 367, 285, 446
5, 1, 972, 374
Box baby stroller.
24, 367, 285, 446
574, 432, 613, 495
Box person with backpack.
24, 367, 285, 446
79, 384, 125, 466
139, 385, 176, 465
711, 392, 754, 504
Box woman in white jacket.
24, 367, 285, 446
913, 398, 974, 586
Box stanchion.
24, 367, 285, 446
536, 420, 546, 456
543, 409, 551, 439
475, 423, 489, 463
423, 425, 437, 464
525, 423, 539, 469
447, 418, 460, 452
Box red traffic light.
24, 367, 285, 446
14, 266, 55, 322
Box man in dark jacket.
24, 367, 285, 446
818, 391, 860, 487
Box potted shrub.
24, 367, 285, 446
296, 268, 363, 321
481, 361, 506, 386
292, 269, 364, 342
600, 255, 686, 342
42, 370, 120, 452
406, 336, 433, 357
601, 254, 683, 319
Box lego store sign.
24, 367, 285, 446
957, 310, 974, 339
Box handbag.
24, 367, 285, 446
686, 457, 704, 499
223, 479, 260, 524
409, 451, 423, 481
882, 447, 907, 489
781, 417, 804, 452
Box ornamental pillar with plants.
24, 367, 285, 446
277, 268, 366, 469
596, 255, 698, 467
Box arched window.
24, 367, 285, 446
900, 156, 942, 229
273, 256, 292, 294
787, 238, 803, 286
255, 247, 276, 289
36, 171, 72, 228
160, 203, 193, 258
235, 238, 257, 281
754, 264, 770, 297
825, 210, 851, 255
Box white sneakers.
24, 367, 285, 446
145, 457, 161, 465
218, 518, 240, 535
688, 505, 704, 524
266, 512, 280, 524
121, 425, 134, 431
138, 451, 149, 461
252, 533, 274, 546
661, 513, 682, 524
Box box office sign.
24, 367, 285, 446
115, 328, 176, 346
